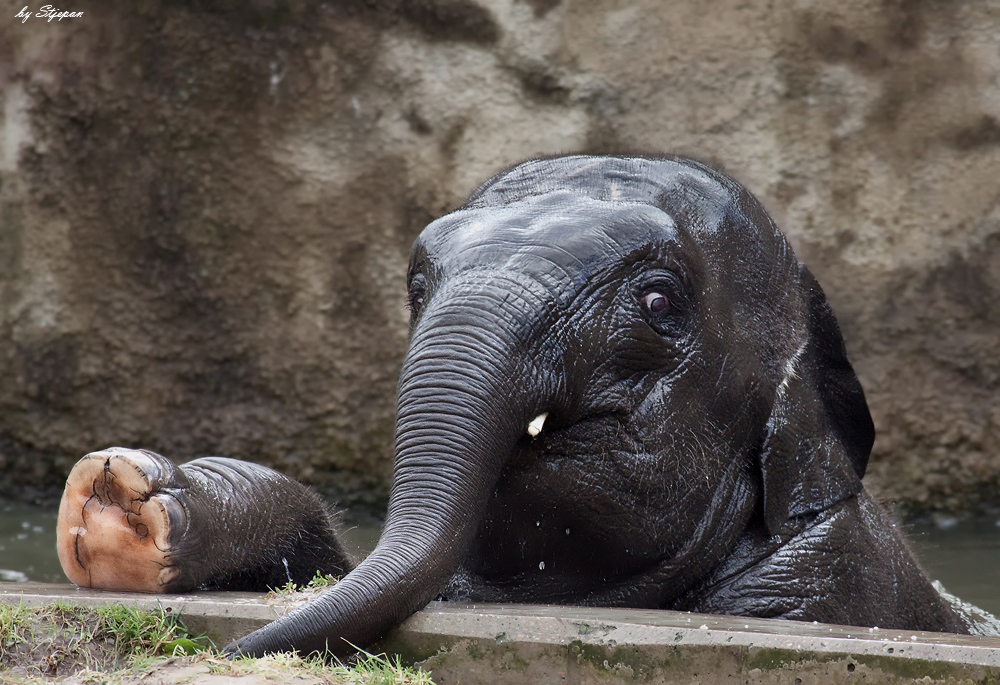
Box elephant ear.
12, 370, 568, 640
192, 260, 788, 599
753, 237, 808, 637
758, 265, 875, 535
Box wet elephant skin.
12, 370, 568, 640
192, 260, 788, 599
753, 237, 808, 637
70, 155, 974, 656
225, 155, 968, 655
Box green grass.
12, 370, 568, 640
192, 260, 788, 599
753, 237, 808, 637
0, 600, 434, 684
93, 603, 212, 660
333, 648, 436, 685
0, 600, 211, 678
202, 648, 435, 684
0, 601, 31, 657
267, 570, 341, 597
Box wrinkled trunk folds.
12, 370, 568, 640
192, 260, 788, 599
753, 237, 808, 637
228, 292, 544, 657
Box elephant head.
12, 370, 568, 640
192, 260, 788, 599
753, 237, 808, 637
227, 154, 875, 656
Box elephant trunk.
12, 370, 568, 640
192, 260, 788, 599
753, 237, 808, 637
227, 289, 545, 657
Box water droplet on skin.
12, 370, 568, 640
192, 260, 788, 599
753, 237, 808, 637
539, 561, 545, 570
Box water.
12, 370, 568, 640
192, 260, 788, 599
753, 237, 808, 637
907, 519, 1000, 615
0, 504, 63, 583
2, 505, 1000, 617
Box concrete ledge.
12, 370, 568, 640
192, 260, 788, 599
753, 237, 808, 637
380, 603, 1000, 684
4, 582, 1000, 683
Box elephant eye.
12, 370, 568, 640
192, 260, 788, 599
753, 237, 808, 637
406, 292, 425, 314
407, 274, 427, 315
640, 291, 670, 314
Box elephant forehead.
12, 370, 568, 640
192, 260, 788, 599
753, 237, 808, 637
417, 192, 680, 281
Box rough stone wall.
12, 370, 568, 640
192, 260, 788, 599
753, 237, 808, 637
1, 0, 998, 515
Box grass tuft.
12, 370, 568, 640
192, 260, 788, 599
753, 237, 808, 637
94, 603, 212, 662
0, 601, 31, 658
206, 647, 435, 684
267, 570, 341, 597
332, 648, 436, 685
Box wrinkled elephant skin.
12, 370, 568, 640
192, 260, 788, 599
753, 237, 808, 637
57, 155, 975, 657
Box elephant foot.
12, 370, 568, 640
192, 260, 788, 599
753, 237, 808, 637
57, 448, 187, 592
58, 448, 356, 594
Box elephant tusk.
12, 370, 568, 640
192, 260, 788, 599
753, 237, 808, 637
527, 412, 548, 438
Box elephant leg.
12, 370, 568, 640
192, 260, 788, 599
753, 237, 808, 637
57, 448, 355, 593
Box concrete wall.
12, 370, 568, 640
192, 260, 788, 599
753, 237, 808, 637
5, 584, 1000, 684
1, 0, 998, 515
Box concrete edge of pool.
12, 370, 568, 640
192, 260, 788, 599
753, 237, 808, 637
3, 581, 1000, 684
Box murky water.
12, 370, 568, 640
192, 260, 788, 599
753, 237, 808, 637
0, 504, 63, 583
3, 504, 1000, 617
907, 519, 1000, 615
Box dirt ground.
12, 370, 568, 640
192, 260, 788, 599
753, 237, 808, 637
6, 654, 339, 685
0, 601, 431, 685
58, 653, 400, 685
2, 603, 138, 679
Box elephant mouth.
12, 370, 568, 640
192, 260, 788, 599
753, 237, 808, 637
535, 407, 633, 442
470, 409, 666, 597
505, 410, 639, 471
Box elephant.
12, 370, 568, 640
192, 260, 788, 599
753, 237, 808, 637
55, 154, 997, 658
